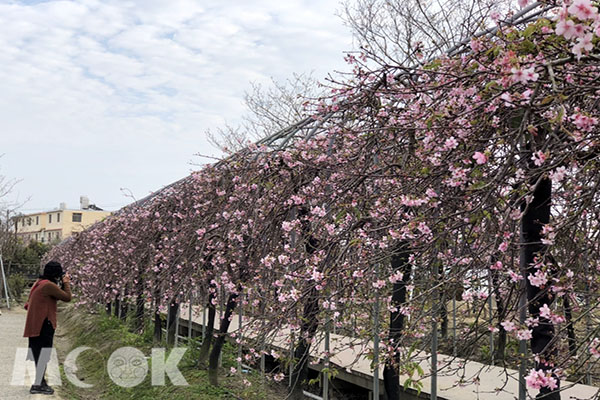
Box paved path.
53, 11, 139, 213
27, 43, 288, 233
0, 306, 63, 400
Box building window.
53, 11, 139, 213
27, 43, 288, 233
27, 218, 31, 226
36, 216, 39, 225
72, 213, 82, 222
49, 214, 52, 223
57, 213, 61, 223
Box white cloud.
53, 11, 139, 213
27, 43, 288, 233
0, 0, 353, 212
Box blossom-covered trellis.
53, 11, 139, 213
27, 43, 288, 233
46, 1, 600, 399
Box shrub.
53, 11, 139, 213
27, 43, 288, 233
8, 274, 27, 300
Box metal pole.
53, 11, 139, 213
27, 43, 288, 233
0, 251, 10, 309
585, 258, 592, 385
260, 336, 265, 389
166, 303, 171, 345
373, 263, 380, 400
188, 291, 193, 341
174, 304, 180, 347
323, 318, 330, 400
452, 297, 456, 357
202, 305, 206, 341
586, 309, 592, 384
488, 272, 494, 365
518, 221, 528, 400
289, 333, 294, 388
518, 281, 527, 400
431, 265, 438, 400
238, 295, 243, 376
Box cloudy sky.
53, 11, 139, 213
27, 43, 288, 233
0, 0, 353, 213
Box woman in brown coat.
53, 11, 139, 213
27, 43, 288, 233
23, 261, 72, 395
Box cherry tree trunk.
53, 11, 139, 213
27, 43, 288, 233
491, 268, 507, 362
153, 297, 162, 343
167, 301, 179, 346
383, 243, 412, 400
114, 297, 120, 318
208, 292, 239, 386
521, 177, 559, 400
563, 296, 576, 355
134, 271, 145, 332
135, 292, 145, 333
119, 293, 129, 321
289, 233, 321, 400
289, 286, 320, 400
198, 290, 217, 366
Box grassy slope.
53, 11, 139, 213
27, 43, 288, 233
54, 305, 287, 400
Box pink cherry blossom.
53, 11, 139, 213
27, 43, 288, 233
517, 329, 533, 340
528, 270, 548, 287
572, 112, 598, 131
469, 39, 483, 53
472, 151, 488, 164
508, 270, 523, 282
525, 369, 558, 390
490, 260, 503, 270
591, 338, 600, 357
539, 303, 552, 319
511, 66, 539, 84
568, 0, 598, 21
573, 32, 594, 58
549, 167, 567, 183
556, 18, 577, 39
531, 151, 547, 166
445, 137, 459, 150
501, 320, 517, 332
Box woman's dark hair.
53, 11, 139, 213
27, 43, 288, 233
39, 261, 64, 284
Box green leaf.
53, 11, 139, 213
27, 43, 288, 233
523, 24, 537, 38
424, 59, 442, 70
519, 40, 536, 54
540, 95, 555, 105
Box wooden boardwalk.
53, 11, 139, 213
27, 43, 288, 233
179, 304, 600, 400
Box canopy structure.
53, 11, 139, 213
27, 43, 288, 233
45, 2, 600, 400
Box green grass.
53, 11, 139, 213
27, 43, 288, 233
55, 306, 286, 400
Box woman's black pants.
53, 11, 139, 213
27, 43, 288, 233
28, 318, 55, 386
